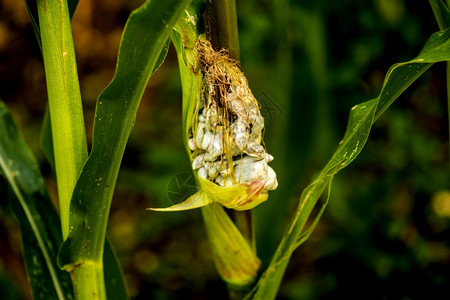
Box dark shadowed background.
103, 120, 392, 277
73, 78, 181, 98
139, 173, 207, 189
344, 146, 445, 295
1, 0, 449, 299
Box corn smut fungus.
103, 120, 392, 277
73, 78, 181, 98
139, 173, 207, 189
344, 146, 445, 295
151, 38, 277, 211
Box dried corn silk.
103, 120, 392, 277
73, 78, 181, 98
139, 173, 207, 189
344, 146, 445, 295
189, 38, 278, 193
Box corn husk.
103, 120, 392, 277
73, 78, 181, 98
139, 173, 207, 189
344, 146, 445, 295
151, 21, 265, 287
151, 37, 277, 212
201, 203, 261, 286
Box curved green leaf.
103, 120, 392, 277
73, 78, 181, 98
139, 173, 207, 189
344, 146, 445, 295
58, 0, 192, 291
249, 26, 450, 300
0, 100, 73, 300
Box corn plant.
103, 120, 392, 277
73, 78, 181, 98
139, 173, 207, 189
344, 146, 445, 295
0, 0, 449, 299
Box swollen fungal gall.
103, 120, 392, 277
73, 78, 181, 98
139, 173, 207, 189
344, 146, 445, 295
190, 38, 278, 193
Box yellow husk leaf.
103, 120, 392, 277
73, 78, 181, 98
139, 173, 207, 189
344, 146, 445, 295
150, 176, 268, 211
201, 203, 261, 286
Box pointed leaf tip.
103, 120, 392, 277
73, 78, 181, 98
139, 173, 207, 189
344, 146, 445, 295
148, 192, 213, 212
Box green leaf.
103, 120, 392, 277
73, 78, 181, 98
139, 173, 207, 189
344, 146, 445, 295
24, 0, 79, 49
57, 0, 192, 294
37, 0, 88, 239
0, 100, 73, 300
429, 0, 450, 30
40, 107, 54, 168
171, 8, 203, 142
153, 40, 171, 77
249, 27, 450, 300
26, 0, 85, 237
294, 178, 333, 250
10, 199, 73, 300
103, 237, 129, 300
37, 69, 134, 300
28, 0, 81, 170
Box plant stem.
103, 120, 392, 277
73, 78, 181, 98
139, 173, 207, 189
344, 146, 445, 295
205, 0, 240, 59
447, 63, 450, 167
205, 0, 254, 249
71, 262, 106, 300
37, 0, 88, 240
37, 0, 100, 298
447, 0, 450, 167
430, 0, 450, 164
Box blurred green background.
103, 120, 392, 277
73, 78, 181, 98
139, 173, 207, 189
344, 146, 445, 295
1, 0, 449, 299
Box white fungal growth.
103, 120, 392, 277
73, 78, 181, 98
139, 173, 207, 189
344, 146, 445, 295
188, 138, 196, 151
189, 39, 278, 193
